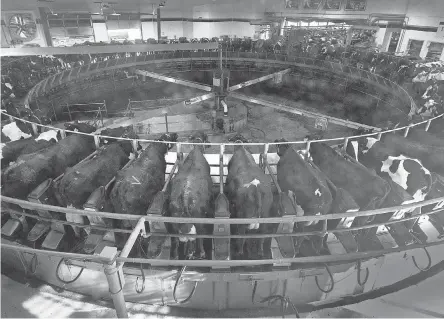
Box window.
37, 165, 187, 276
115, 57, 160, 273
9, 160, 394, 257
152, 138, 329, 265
47, 13, 94, 47
407, 40, 424, 57
426, 42, 444, 60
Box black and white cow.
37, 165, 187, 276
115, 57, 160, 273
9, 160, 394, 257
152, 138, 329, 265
225, 134, 274, 259
346, 136, 433, 202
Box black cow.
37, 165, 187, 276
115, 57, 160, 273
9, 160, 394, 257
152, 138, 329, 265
110, 133, 178, 228
2, 124, 96, 199
275, 138, 333, 252
310, 142, 391, 226
168, 132, 213, 259
225, 134, 273, 259
1, 129, 61, 169
57, 142, 133, 209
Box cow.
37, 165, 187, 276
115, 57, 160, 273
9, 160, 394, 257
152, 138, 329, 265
94, 125, 141, 154
57, 142, 134, 209
110, 133, 178, 227
274, 138, 333, 253
346, 136, 433, 202
168, 132, 213, 259
309, 142, 391, 226
379, 133, 444, 176
1, 129, 60, 169
225, 134, 273, 259
1, 121, 32, 142
2, 122, 96, 199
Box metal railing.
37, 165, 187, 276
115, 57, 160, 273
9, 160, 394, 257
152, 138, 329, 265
23, 51, 417, 118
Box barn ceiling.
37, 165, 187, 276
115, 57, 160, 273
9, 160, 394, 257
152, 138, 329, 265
1, 0, 270, 15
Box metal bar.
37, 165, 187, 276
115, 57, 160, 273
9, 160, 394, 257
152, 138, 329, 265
227, 69, 292, 92
119, 217, 146, 261
0, 43, 219, 56
133, 70, 212, 91
2, 195, 442, 224
1, 205, 443, 239
162, 159, 180, 192
1, 243, 112, 263
264, 157, 281, 193
117, 239, 444, 267
230, 92, 380, 131
219, 144, 225, 194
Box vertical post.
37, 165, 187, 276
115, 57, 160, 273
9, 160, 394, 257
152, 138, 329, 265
164, 112, 169, 133
103, 100, 108, 116
31, 123, 38, 136
403, 126, 410, 138
157, 7, 161, 42
377, 132, 382, 141
104, 261, 128, 318
94, 135, 100, 149
51, 101, 57, 121
67, 103, 72, 121
132, 139, 138, 153
60, 129, 66, 139
343, 137, 349, 152
425, 119, 432, 132
220, 144, 225, 194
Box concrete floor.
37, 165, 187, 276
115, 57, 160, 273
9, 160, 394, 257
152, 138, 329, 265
2, 269, 444, 318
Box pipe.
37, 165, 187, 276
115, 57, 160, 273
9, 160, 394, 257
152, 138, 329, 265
119, 217, 146, 260
2, 195, 443, 225
104, 261, 128, 318
220, 100, 228, 116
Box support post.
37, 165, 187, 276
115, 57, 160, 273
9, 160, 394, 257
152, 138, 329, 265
67, 103, 72, 121
104, 260, 128, 318
425, 119, 432, 132
164, 112, 169, 133
157, 7, 161, 42
51, 101, 57, 121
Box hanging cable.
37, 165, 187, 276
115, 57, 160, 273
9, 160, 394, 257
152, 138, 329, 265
252, 280, 300, 318
172, 265, 198, 304
357, 260, 369, 286
56, 258, 85, 284
315, 263, 335, 294
412, 247, 432, 272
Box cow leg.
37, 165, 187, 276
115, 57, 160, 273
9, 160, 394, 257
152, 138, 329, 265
234, 225, 246, 259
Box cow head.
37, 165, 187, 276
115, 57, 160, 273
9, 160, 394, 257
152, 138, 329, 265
346, 136, 379, 162
157, 132, 178, 150
189, 131, 209, 149
228, 134, 249, 144
274, 138, 290, 157
65, 121, 96, 134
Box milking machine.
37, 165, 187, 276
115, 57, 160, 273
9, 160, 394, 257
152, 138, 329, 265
212, 145, 230, 268
374, 180, 419, 249
1, 206, 29, 238
261, 146, 297, 268
25, 151, 98, 250
81, 157, 135, 255
145, 153, 181, 260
